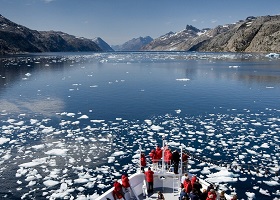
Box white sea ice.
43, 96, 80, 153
78, 115, 89, 119
43, 180, 60, 187
0, 137, 10, 145
45, 149, 68, 156
176, 78, 190, 81
263, 180, 280, 186
245, 192, 255, 199
150, 125, 163, 131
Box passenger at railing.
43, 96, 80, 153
182, 151, 189, 173
149, 149, 158, 170
192, 177, 202, 195
181, 173, 189, 189
121, 174, 131, 199
180, 188, 189, 200
157, 191, 165, 200
145, 167, 154, 194
200, 189, 208, 200
206, 183, 215, 192
206, 189, 217, 200
183, 177, 193, 195
219, 190, 227, 200
164, 148, 172, 170
155, 145, 163, 166
112, 180, 125, 200
189, 188, 200, 200
172, 149, 180, 174
230, 194, 237, 200
140, 153, 146, 172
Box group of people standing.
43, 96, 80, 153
180, 174, 237, 200
147, 145, 189, 174
112, 145, 238, 200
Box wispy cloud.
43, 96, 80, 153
211, 19, 218, 24
42, 0, 55, 3
192, 19, 197, 22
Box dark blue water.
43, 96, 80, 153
0, 52, 279, 199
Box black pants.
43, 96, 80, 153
147, 182, 153, 193
174, 162, 179, 174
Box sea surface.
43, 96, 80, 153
0, 52, 279, 199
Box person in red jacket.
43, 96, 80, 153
140, 153, 146, 172
191, 176, 197, 187
155, 145, 163, 163
206, 189, 217, 200
164, 148, 172, 170
145, 167, 154, 194
121, 174, 131, 199
149, 149, 158, 170
113, 180, 124, 200
183, 177, 192, 194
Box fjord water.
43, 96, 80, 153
0, 52, 279, 199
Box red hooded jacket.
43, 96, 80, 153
145, 169, 154, 182
121, 175, 130, 188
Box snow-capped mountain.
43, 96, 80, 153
92, 37, 114, 52
112, 36, 153, 51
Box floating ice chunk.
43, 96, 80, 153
45, 149, 68, 156
265, 53, 279, 58
90, 120, 105, 123
175, 109, 181, 114
176, 78, 190, 81
150, 125, 163, 131
74, 178, 89, 184
201, 167, 211, 174
263, 180, 280, 186
259, 188, 270, 196
25, 73, 32, 77
206, 169, 239, 183
108, 157, 115, 163
0, 137, 10, 145
19, 158, 47, 168
229, 65, 240, 68
31, 144, 45, 150
111, 151, 126, 157
245, 192, 255, 199
144, 120, 152, 125
43, 180, 60, 187
78, 115, 89, 119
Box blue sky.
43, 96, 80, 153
1, 0, 280, 45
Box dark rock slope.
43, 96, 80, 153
142, 15, 280, 53
0, 14, 102, 54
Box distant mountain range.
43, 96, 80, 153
1, 14, 280, 54
0, 14, 102, 54
141, 15, 280, 52
112, 36, 153, 51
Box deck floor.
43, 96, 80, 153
138, 187, 180, 200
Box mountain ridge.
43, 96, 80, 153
141, 15, 280, 53
0, 14, 102, 54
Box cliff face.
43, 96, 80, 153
142, 15, 280, 53
112, 36, 153, 51
0, 15, 102, 54
192, 15, 280, 52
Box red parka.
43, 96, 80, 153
164, 149, 172, 163
149, 150, 157, 163
141, 153, 146, 167
206, 190, 217, 200
145, 169, 154, 183
113, 181, 122, 192
183, 179, 192, 193
155, 146, 162, 161
121, 175, 130, 188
